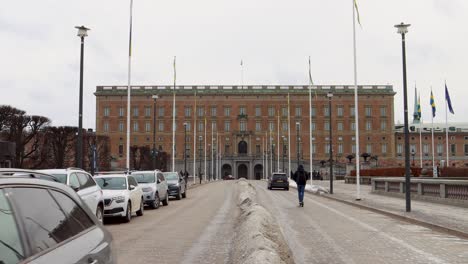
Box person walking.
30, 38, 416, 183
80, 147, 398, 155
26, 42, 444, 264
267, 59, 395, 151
292, 165, 308, 207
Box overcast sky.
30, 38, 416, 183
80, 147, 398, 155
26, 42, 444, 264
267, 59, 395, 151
2, 0, 467, 129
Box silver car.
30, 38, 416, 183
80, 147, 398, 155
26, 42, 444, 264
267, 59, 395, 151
131, 170, 169, 209
0, 169, 115, 264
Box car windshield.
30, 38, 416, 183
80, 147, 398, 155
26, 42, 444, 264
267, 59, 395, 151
132, 173, 155, 183
272, 174, 287, 180
163, 172, 178, 181
49, 173, 67, 184
95, 177, 127, 190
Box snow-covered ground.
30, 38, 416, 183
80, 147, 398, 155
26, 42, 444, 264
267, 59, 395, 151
233, 179, 294, 264
289, 181, 330, 194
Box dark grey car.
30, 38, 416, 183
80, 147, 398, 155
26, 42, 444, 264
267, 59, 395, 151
0, 169, 115, 264
163, 172, 187, 200
267, 173, 289, 190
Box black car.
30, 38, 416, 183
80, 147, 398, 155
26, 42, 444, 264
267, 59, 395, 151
267, 173, 289, 190
0, 169, 115, 264
163, 172, 187, 200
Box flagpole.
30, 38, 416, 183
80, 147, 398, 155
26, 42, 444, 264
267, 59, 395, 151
270, 130, 273, 175
418, 91, 423, 168
263, 136, 266, 179
419, 116, 423, 169
204, 118, 207, 182
241, 60, 244, 89
308, 56, 314, 186
445, 91, 449, 168
352, 0, 361, 200
288, 93, 291, 178
125, 0, 133, 170
431, 88, 436, 177
277, 112, 280, 172
172, 56, 176, 172
211, 123, 214, 181
217, 132, 220, 180
193, 91, 197, 184
265, 132, 270, 178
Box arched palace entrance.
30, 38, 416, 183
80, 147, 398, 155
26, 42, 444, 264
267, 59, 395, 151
238, 164, 248, 179
254, 164, 263, 180
222, 164, 232, 178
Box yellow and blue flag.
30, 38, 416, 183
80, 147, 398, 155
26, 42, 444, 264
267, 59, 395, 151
354, 0, 361, 26
445, 83, 454, 114
430, 90, 436, 117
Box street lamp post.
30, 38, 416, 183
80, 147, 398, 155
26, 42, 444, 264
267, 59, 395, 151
328, 92, 334, 194
199, 135, 202, 184
296, 122, 300, 169
282, 136, 286, 173
184, 123, 187, 176
411, 149, 415, 167
395, 22, 412, 212
75, 25, 90, 169
208, 143, 211, 181
152, 95, 159, 170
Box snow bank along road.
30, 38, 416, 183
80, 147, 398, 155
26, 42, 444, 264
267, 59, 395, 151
106, 180, 468, 264
251, 181, 468, 264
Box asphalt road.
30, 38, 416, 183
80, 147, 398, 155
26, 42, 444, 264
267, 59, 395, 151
251, 181, 468, 264
105, 181, 239, 264
106, 181, 468, 264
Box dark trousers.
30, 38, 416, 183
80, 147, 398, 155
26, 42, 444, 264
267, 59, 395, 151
297, 185, 305, 203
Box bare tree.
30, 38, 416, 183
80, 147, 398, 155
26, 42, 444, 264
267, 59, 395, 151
43, 126, 77, 168
3, 113, 50, 168
0, 105, 25, 133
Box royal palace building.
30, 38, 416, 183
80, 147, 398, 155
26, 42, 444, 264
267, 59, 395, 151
95, 85, 397, 179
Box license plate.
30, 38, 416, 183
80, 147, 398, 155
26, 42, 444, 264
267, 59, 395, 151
277, 180, 283, 183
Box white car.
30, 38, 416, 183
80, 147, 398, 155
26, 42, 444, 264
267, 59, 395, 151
39, 168, 105, 223
131, 170, 169, 209
95, 174, 144, 223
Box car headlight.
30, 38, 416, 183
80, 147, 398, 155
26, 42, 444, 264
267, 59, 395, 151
112, 196, 125, 203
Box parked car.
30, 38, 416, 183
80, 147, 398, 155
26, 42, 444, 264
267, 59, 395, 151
39, 168, 105, 223
163, 171, 187, 200
131, 170, 169, 209
268, 172, 289, 190
223, 175, 235, 180
0, 169, 115, 264
94, 174, 144, 223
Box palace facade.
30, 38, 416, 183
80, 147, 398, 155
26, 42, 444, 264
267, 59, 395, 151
95, 85, 396, 179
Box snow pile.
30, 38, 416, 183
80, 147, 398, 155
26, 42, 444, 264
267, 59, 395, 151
233, 179, 294, 264
289, 181, 329, 194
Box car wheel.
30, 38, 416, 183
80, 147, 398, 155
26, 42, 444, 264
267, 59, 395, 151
150, 193, 160, 209
176, 189, 182, 200
136, 198, 144, 216
182, 189, 187, 198
285, 187, 289, 191
123, 203, 131, 223
96, 205, 104, 224
162, 193, 169, 206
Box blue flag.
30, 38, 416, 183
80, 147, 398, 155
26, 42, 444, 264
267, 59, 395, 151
430, 90, 436, 117
445, 83, 454, 114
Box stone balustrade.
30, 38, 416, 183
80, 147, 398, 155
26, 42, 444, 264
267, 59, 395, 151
371, 177, 468, 207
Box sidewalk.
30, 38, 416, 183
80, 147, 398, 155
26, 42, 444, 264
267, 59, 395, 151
292, 180, 468, 238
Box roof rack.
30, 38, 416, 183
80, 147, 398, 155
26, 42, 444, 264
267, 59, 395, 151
0, 169, 59, 182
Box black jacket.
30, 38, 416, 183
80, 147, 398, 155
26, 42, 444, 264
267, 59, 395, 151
293, 165, 308, 185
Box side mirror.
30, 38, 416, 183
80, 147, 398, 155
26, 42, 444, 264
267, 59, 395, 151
129, 185, 136, 190
157, 179, 161, 184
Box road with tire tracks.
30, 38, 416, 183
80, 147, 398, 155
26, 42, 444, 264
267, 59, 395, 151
106, 180, 468, 264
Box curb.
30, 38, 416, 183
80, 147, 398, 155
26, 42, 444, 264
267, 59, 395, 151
292, 185, 468, 240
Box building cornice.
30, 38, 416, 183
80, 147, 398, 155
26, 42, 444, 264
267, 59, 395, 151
95, 85, 395, 96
